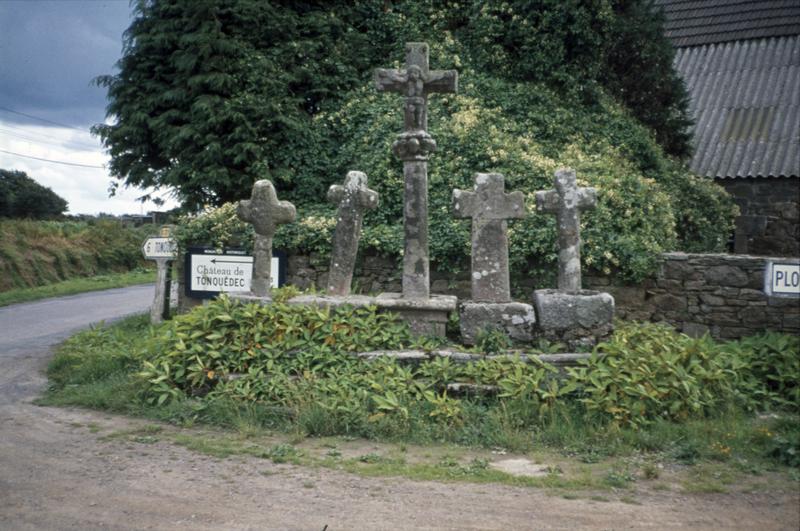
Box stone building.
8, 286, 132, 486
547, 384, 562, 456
656, 0, 799, 256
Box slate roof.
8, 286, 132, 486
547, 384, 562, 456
656, 0, 800, 179
655, 0, 800, 47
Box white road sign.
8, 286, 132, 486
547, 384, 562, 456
142, 237, 177, 260
189, 253, 254, 294
766, 262, 800, 296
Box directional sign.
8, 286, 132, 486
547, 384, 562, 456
184, 247, 286, 300
142, 237, 177, 260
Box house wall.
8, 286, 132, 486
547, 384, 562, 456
718, 176, 800, 257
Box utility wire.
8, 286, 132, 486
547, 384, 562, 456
0, 106, 88, 132
0, 148, 106, 169
0, 128, 100, 151
0, 122, 100, 149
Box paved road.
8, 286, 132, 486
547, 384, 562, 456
0, 284, 154, 404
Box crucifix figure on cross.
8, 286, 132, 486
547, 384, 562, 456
375, 42, 458, 137
237, 180, 296, 298
453, 173, 526, 303
535, 168, 597, 292
326, 171, 379, 296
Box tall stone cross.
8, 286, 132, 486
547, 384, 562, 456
375, 42, 457, 298
452, 173, 525, 303
326, 171, 379, 296
535, 168, 597, 292
237, 179, 296, 298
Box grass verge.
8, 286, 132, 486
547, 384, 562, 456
40, 315, 800, 496
0, 268, 157, 307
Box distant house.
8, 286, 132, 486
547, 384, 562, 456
655, 0, 799, 256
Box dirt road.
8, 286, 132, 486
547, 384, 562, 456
1, 288, 798, 530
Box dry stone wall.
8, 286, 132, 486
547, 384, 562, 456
285, 251, 799, 340
585, 253, 799, 339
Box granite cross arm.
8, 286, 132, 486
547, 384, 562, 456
535, 168, 597, 292
452, 173, 526, 302
326, 171, 379, 296
375, 42, 458, 138
237, 179, 296, 298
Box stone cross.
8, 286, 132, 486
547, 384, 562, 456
237, 180, 296, 298
375, 42, 457, 299
375, 42, 458, 137
452, 173, 525, 303
535, 168, 597, 292
326, 171, 379, 296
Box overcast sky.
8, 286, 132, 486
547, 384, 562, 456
0, 0, 178, 215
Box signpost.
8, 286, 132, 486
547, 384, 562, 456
142, 226, 177, 324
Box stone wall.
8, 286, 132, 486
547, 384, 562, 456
718, 176, 800, 257
286, 251, 799, 340
585, 253, 799, 339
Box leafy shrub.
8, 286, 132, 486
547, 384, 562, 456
728, 332, 800, 412
570, 322, 740, 427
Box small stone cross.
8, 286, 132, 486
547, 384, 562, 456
237, 180, 296, 298
326, 171, 379, 296
452, 173, 525, 302
535, 168, 597, 292
375, 42, 458, 135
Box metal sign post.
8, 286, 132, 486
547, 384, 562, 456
142, 225, 177, 324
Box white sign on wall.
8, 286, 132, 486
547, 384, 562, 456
765, 261, 800, 297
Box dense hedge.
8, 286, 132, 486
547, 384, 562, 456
176, 70, 735, 283
0, 219, 151, 291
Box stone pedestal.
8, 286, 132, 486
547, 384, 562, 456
375, 293, 457, 337
533, 289, 615, 349
458, 301, 536, 346
278, 292, 456, 338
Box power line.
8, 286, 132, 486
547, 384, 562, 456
0, 148, 106, 169
0, 122, 100, 149
0, 106, 88, 132
0, 128, 101, 151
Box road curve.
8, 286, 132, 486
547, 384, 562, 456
0, 284, 154, 405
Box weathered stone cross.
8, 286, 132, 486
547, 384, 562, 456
326, 171, 379, 296
237, 180, 296, 298
535, 168, 597, 292
453, 173, 525, 303
375, 42, 458, 138
376, 42, 457, 298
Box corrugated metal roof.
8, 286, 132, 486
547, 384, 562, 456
674, 35, 800, 178
655, 0, 800, 46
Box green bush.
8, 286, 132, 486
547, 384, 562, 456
570, 322, 741, 427
728, 332, 800, 412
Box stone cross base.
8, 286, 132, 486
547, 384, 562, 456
532, 289, 615, 349
280, 292, 457, 338
375, 293, 457, 337
458, 302, 536, 346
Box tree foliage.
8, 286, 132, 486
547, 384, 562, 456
97, 0, 694, 210
0, 169, 68, 219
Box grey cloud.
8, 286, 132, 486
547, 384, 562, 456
0, 0, 132, 129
